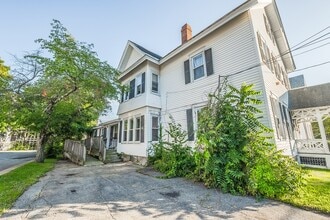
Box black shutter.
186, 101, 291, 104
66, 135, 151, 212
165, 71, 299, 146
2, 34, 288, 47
186, 109, 194, 141
205, 48, 214, 76
184, 60, 191, 84
119, 121, 122, 143
120, 88, 124, 102
141, 115, 145, 143
129, 79, 135, 99
142, 72, 145, 93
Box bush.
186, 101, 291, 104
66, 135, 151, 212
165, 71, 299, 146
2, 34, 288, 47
10, 142, 35, 151
195, 82, 305, 197
148, 117, 195, 178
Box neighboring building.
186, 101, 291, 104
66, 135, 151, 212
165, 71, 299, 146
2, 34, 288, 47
289, 75, 306, 89
113, 0, 296, 163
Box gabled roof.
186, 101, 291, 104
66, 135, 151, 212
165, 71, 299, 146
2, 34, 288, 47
118, 0, 295, 76
131, 41, 162, 60
117, 41, 161, 73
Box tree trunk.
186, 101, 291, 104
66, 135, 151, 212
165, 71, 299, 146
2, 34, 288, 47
35, 133, 48, 163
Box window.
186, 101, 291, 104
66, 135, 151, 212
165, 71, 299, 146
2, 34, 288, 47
136, 75, 142, 95
263, 14, 275, 43
113, 126, 118, 139
152, 73, 159, 93
257, 33, 266, 63
151, 116, 159, 141
123, 120, 128, 142
192, 53, 205, 80
184, 49, 213, 84
135, 117, 141, 141
124, 84, 129, 101
129, 118, 134, 141
270, 96, 287, 140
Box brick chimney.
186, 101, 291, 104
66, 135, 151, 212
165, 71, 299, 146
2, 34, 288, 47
181, 23, 192, 44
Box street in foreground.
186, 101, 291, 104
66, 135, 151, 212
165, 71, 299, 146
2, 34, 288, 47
0, 151, 36, 173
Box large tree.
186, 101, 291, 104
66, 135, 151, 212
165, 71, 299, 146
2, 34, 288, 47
10, 20, 121, 162
0, 58, 12, 131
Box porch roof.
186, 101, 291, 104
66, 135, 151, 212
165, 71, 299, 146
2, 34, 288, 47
289, 83, 330, 110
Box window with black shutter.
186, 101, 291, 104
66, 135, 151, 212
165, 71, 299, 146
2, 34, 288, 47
142, 72, 145, 93
129, 79, 135, 99
141, 115, 145, 143
119, 121, 122, 143
184, 48, 214, 84
184, 59, 191, 84
204, 48, 214, 76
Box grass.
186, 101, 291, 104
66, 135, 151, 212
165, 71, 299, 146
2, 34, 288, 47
0, 159, 56, 215
279, 167, 330, 214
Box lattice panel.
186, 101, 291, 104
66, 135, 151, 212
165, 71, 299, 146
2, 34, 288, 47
300, 156, 326, 167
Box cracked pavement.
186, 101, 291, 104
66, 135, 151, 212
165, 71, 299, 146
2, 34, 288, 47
2, 160, 329, 220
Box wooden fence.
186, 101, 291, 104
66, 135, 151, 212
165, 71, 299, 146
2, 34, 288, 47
64, 140, 86, 165
85, 137, 106, 162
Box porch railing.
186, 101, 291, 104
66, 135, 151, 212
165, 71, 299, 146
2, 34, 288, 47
85, 137, 106, 162
295, 139, 329, 154
64, 140, 86, 165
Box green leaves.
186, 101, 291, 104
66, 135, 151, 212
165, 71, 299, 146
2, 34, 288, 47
196, 82, 305, 197
4, 20, 121, 161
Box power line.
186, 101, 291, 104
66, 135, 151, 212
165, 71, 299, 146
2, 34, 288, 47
291, 26, 330, 49
293, 42, 330, 57
293, 61, 330, 72
164, 26, 330, 96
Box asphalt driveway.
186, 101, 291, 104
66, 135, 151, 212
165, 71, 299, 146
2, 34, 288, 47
2, 160, 329, 220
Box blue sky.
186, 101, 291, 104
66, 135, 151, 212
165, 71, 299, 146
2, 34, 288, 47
1, 0, 330, 120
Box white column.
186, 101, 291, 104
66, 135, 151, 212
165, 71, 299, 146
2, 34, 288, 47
316, 109, 329, 152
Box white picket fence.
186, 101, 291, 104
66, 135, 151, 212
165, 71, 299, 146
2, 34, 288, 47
64, 140, 86, 165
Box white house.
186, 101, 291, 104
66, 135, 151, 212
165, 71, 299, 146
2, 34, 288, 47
114, 0, 296, 164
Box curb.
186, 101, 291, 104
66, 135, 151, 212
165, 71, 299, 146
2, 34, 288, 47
0, 160, 34, 176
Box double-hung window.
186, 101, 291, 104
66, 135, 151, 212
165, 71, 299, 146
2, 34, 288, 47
135, 117, 141, 142
123, 120, 128, 142
129, 118, 134, 141
184, 48, 213, 84
136, 75, 142, 95
152, 73, 159, 93
192, 53, 205, 80
151, 116, 159, 141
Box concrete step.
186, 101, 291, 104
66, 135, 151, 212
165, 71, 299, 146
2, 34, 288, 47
104, 150, 122, 164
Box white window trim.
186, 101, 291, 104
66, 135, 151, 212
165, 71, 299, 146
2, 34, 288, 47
134, 115, 142, 143
123, 119, 128, 143
151, 73, 160, 95
135, 74, 142, 97
191, 52, 206, 82
150, 114, 160, 142
128, 118, 134, 142
193, 105, 207, 138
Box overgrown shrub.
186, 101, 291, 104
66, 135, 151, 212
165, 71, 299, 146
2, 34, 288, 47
44, 136, 64, 159
148, 118, 195, 178
195, 81, 305, 197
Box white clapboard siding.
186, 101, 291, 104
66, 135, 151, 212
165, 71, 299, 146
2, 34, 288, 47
250, 7, 293, 153
160, 12, 267, 133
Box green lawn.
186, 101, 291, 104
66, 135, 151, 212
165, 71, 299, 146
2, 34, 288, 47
280, 167, 330, 214
0, 159, 56, 215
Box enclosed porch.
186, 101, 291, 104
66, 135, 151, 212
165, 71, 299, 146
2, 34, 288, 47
289, 83, 330, 169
